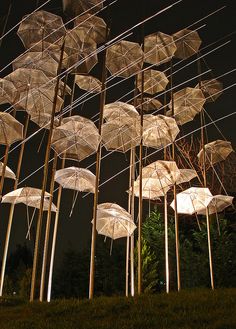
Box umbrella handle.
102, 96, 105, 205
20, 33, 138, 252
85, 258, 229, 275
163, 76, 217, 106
69, 190, 79, 217
26, 207, 37, 240
109, 239, 113, 256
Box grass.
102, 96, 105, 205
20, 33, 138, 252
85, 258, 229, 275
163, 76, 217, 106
0, 288, 236, 329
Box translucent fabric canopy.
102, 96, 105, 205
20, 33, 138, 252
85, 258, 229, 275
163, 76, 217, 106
103, 102, 139, 122
0, 112, 24, 146
1, 187, 50, 205
30, 112, 60, 129
137, 69, 169, 95
0, 79, 17, 105
176, 169, 198, 185
63, 0, 103, 17
197, 140, 234, 165
135, 97, 163, 112
173, 28, 202, 59
75, 74, 102, 93
195, 79, 223, 103
197, 195, 234, 215
74, 14, 107, 44
0, 163, 16, 180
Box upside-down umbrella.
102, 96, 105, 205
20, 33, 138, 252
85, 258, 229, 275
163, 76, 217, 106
95, 203, 136, 240
12, 52, 59, 78
17, 10, 66, 50
195, 79, 223, 102
55, 167, 96, 193
63, 0, 103, 17
74, 14, 107, 44
167, 87, 206, 125
144, 32, 177, 66
173, 28, 202, 59
51, 115, 101, 161
137, 69, 169, 95
143, 114, 179, 149
106, 40, 144, 78
0, 112, 24, 145
103, 101, 139, 122
0, 163, 16, 180
170, 187, 213, 214
197, 195, 234, 215
75, 74, 102, 93
135, 97, 163, 112
197, 140, 233, 165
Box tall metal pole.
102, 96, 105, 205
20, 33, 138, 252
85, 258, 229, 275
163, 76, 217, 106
30, 42, 65, 301
0, 114, 30, 296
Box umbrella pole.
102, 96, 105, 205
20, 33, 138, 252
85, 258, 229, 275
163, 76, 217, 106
164, 193, 169, 293
0, 145, 9, 198
130, 147, 135, 297
30, 42, 65, 302
89, 41, 108, 300
0, 114, 30, 296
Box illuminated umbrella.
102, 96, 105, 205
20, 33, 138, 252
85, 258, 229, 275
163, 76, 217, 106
103, 101, 139, 122
75, 74, 102, 93
137, 69, 169, 95
51, 115, 101, 161
74, 14, 107, 44
195, 79, 223, 103
131, 177, 164, 200
143, 114, 179, 149
0, 79, 17, 105
144, 32, 177, 65
0, 163, 16, 180
0, 112, 24, 145
173, 29, 202, 59
26, 198, 57, 212
55, 167, 96, 193
170, 187, 213, 215
197, 140, 234, 165
176, 169, 198, 185
12, 52, 59, 77
135, 97, 163, 112
95, 203, 136, 240
63, 27, 98, 73
167, 87, 206, 125
106, 40, 143, 78
1, 187, 51, 205
63, 0, 103, 17
30, 112, 60, 129
197, 195, 234, 215
17, 10, 66, 50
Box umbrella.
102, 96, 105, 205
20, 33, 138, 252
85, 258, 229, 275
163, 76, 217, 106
30, 112, 60, 129
0, 112, 24, 145
195, 79, 223, 103
173, 28, 202, 59
12, 52, 59, 77
131, 177, 164, 200
0, 163, 16, 180
135, 97, 163, 112
170, 187, 213, 215
197, 140, 234, 165
17, 10, 66, 50
95, 203, 136, 240
103, 101, 139, 122
55, 167, 96, 193
106, 40, 143, 78
143, 114, 179, 149
137, 69, 169, 95
167, 87, 206, 125
74, 14, 107, 44
51, 115, 101, 161
197, 195, 234, 215
75, 74, 102, 93
0, 79, 17, 105
144, 32, 177, 66
176, 169, 198, 185
2, 187, 51, 205
63, 0, 103, 17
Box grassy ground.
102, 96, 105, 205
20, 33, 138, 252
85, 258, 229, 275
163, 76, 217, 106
0, 289, 236, 329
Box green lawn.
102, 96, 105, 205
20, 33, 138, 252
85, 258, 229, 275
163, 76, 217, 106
0, 289, 236, 329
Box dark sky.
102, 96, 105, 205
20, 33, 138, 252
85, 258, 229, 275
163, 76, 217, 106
0, 0, 236, 263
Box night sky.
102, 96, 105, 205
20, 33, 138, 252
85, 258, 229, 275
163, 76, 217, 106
0, 0, 236, 265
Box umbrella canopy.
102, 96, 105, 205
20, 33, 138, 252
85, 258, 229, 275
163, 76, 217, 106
106, 40, 143, 78
30, 112, 60, 129
195, 79, 223, 103
176, 169, 198, 185
63, 0, 103, 17
26, 198, 57, 212
63, 27, 98, 73
0, 112, 24, 145
173, 28, 202, 59
12, 52, 59, 77
131, 177, 165, 200
95, 203, 136, 240
137, 69, 169, 95
0, 79, 17, 105
170, 187, 213, 215
101, 117, 141, 153
197, 195, 234, 215
167, 87, 206, 125
103, 101, 139, 122
144, 32, 177, 66
17, 10, 66, 50
197, 140, 234, 165
135, 97, 163, 112
0, 163, 16, 180
2, 187, 50, 205
74, 14, 107, 44
143, 114, 179, 149
51, 115, 101, 161
55, 167, 96, 193
75, 74, 102, 93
